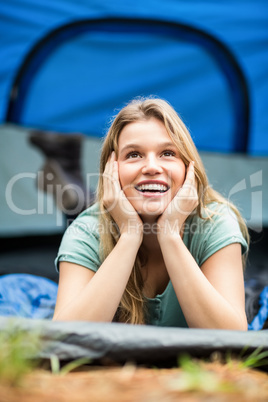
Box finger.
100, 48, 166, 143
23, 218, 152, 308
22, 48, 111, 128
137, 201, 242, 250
176, 162, 197, 200
185, 161, 195, 184
105, 152, 121, 195
108, 152, 121, 192
103, 152, 114, 177
104, 152, 117, 197
110, 150, 116, 164
112, 160, 121, 193
186, 163, 198, 201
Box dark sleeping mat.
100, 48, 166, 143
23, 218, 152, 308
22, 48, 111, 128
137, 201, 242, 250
0, 317, 267, 368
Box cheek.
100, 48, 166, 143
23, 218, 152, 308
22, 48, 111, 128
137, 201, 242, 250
173, 163, 186, 188
118, 163, 133, 191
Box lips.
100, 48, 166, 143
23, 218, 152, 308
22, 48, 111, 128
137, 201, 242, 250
135, 180, 169, 195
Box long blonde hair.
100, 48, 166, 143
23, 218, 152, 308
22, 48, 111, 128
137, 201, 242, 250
97, 97, 249, 324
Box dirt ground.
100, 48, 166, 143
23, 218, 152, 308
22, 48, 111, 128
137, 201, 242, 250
0, 361, 268, 402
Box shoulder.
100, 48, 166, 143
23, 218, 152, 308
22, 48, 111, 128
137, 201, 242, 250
184, 202, 248, 266
185, 202, 236, 236
189, 201, 242, 231
55, 203, 101, 272
65, 202, 100, 239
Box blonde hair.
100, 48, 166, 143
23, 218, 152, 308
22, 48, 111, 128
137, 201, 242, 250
97, 97, 249, 324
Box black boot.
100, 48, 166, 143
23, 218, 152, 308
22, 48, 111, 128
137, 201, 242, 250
29, 130, 95, 218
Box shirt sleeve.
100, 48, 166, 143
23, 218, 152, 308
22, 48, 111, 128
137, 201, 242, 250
187, 203, 249, 267
55, 217, 101, 273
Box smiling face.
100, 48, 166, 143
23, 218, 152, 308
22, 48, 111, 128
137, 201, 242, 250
117, 117, 186, 221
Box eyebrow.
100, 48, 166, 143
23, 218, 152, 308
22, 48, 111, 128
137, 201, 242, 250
120, 141, 177, 153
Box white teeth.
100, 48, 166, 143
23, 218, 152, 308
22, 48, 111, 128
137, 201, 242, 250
136, 184, 168, 192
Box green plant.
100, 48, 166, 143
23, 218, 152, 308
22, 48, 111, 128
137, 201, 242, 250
167, 354, 234, 393
238, 346, 268, 369
225, 344, 268, 371
0, 322, 41, 386
50, 354, 91, 375
0, 321, 91, 385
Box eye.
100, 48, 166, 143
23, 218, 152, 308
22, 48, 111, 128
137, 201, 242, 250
162, 150, 176, 157
126, 151, 141, 159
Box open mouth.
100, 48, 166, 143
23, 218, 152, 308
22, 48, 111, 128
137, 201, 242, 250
135, 183, 169, 194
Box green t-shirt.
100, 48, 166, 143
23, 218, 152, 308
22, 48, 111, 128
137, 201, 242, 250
55, 202, 248, 327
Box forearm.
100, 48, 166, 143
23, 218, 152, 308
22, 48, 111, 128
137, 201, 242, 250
158, 233, 247, 330
54, 233, 141, 322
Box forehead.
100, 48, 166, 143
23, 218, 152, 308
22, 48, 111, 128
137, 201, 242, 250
118, 118, 172, 148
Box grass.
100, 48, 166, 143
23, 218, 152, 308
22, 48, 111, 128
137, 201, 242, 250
168, 346, 268, 394
167, 354, 235, 393
229, 345, 268, 369
0, 321, 41, 386
0, 320, 91, 386
50, 354, 91, 375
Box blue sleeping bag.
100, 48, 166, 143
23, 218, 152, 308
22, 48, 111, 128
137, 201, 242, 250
247, 286, 268, 330
0, 273, 57, 319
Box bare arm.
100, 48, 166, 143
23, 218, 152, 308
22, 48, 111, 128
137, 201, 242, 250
158, 234, 247, 330
53, 152, 143, 322
157, 162, 247, 330
53, 232, 141, 321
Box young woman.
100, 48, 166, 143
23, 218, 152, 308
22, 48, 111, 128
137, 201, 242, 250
53, 97, 249, 330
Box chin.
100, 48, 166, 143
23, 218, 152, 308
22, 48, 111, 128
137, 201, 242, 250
136, 201, 167, 220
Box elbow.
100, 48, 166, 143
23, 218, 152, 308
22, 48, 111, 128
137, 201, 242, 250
52, 312, 75, 321
52, 313, 62, 321
223, 307, 248, 331
239, 317, 249, 331
52, 309, 70, 321
237, 310, 249, 331
230, 313, 248, 331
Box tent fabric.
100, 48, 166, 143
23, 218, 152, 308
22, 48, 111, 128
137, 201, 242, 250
1, 316, 268, 367
5, 18, 249, 154
1, 0, 268, 155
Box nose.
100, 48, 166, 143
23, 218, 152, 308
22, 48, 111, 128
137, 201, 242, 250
141, 154, 163, 175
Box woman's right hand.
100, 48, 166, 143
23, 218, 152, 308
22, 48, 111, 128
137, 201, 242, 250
103, 152, 143, 242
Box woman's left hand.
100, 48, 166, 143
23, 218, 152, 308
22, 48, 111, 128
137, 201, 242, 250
157, 161, 199, 238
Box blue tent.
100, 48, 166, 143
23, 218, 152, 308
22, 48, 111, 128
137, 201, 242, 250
0, 0, 268, 334
1, 0, 268, 155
